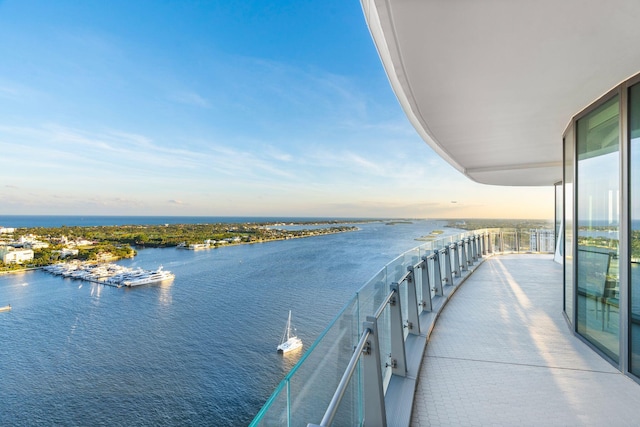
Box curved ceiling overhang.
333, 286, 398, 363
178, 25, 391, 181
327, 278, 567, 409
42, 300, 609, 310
361, 0, 640, 186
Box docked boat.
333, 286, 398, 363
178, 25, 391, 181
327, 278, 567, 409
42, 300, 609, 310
122, 266, 175, 287
277, 310, 302, 353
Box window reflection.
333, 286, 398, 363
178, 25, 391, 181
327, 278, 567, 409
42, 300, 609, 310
576, 96, 620, 363
629, 83, 640, 375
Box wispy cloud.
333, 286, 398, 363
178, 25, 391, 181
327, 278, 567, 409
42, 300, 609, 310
170, 91, 211, 108
0, 122, 305, 194
0, 79, 41, 101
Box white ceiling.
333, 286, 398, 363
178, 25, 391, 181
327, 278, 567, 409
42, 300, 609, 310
361, 0, 640, 186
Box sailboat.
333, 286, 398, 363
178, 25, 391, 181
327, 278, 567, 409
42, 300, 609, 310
277, 310, 303, 353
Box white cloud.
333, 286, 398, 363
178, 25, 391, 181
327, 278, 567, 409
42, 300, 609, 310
170, 91, 211, 108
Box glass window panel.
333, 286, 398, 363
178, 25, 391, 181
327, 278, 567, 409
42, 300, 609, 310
629, 83, 640, 376
555, 182, 563, 249
576, 95, 620, 363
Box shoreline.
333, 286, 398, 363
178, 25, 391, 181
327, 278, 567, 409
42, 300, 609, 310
0, 226, 359, 275
0, 266, 42, 276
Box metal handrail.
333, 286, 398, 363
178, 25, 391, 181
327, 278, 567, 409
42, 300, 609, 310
374, 288, 397, 320
318, 328, 372, 426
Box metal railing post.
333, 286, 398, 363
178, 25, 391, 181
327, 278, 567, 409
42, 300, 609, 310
406, 267, 421, 335
432, 251, 444, 296
470, 236, 477, 262
363, 317, 387, 427
451, 243, 460, 277
442, 247, 453, 285
419, 257, 432, 312
389, 283, 407, 377
460, 240, 468, 272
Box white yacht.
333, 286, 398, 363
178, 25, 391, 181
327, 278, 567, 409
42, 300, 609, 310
122, 266, 175, 287
277, 310, 302, 354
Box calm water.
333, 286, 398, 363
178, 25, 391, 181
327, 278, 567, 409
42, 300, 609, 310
0, 219, 454, 426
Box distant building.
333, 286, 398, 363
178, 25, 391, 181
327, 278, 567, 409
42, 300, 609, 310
26, 241, 49, 249
12, 235, 49, 249
54, 248, 79, 258
0, 227, 15, 234
0, 246, 34, 264
68, 239, 94, 247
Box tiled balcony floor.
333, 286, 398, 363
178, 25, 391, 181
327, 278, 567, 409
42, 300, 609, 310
411, 254, 640, 426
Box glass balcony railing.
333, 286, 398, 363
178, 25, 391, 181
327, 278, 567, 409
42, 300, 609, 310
250, 228, 554, 427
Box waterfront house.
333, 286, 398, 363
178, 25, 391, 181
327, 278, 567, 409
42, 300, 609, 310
53, 248, 80, 258
0, 246, 34, 264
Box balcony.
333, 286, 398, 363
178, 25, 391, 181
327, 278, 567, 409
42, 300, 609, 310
411, 253, 640, 425
251, 229, 640, 426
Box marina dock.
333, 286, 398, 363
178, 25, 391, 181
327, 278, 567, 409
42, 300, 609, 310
43, 261, 174, 287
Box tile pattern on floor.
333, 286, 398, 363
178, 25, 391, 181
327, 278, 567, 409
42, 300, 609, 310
411, 254, 640, 426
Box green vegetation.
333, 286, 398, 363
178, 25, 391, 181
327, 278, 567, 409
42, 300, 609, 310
0, 221, 359, 273
633, 231, 640, 260
11, 222, 358, 247
415, 229, 445, 241
575, 226, 640, 260
446, 218, 553, 231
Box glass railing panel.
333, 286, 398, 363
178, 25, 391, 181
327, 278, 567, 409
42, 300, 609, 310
252, 227, 543, 425
325, 358, 362, 427
377, 303, 393, 392
443, 234, 457, 247
355, 263, 393, 395
356, 269, 388, 325
418, 241, 434, 253
430, 236, 446, 251
385, 252, 413, 286
490, 230, 500, 253
250, 380, 289, 426
519, 229, 533, 252
502, 231, 517, 252
287, 298, 361, 426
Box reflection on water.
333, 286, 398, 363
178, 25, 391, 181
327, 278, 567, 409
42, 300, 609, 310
158, 281, 174, 306
280, 348, 304, 373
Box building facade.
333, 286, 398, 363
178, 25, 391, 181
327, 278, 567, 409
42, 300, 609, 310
0, 247, 34, 264
562, 75, 640, 377
360, 0, 640, 383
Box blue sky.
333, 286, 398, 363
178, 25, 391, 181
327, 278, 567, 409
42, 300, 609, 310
0, 0, 552, 218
